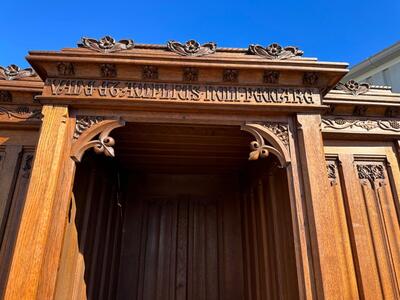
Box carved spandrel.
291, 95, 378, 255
241, 123, 291, 167
71, 117, 125, 162
74, 116, 104, 139
46, 79, 320, 106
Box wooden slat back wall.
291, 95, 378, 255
241, 166, 299, 300
54, 155, 123, 300
0, 148, 35, 296
117, 173, 245, 300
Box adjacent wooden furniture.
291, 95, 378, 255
0, 38, 399, 299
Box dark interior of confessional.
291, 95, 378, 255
67, 123, 299, 300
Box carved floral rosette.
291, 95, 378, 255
248, 43, 304, 60
167, 40, 217, 57
336, 80, 370, 95
0, 65, 36, 80
78, 36, 134, 53
322, 118, 400, 132
357, 164, 385, 186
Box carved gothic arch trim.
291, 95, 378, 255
71, 117, 125, 162
241, 123, 291, 167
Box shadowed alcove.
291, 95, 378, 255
55, 122, 299, 300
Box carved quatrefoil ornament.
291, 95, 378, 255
248, 43, 304, 60
167, 40, 217, 57
78, 36, 134, 53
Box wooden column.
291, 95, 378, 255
296, 113, 355, 299
4, 105, 76, 300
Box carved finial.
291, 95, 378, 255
336, 80, 370, 95
248, 43, 304, 60
0, 65, 36, 80
167, 40, 217, 57
78, 36, 134, 53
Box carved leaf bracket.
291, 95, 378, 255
71, 117, 125, 162
241, 123, 291, 167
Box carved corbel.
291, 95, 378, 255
71, 116, 125, 162
241, 123, 291, 167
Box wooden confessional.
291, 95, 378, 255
1, 37, 400, 299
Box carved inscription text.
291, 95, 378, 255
46, 79, 320, 105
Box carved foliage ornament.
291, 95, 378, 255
0, 106, 42, 120
78, 36, 134, 53
167, 40, 217, 57
322, 118, 400, 132
0, 65, 36, 80
336, 80, 370, 95
248, 43, 304, 60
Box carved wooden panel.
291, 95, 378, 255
0, 149, 35, 295
324, 141, 400, 299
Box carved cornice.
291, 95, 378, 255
241, 123, 291, 167
0, 65, 36, 80
357, 164, 385, 185
0, 106, 42, 120
336, 80, 370, 95
71, 117, 125, 162
167, 40, 217, 57
248, 43, 304, 60
78, 36, 134, 53
322, 117, 400, 132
